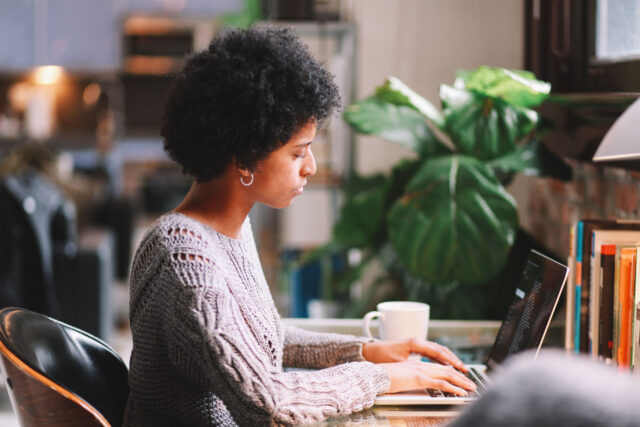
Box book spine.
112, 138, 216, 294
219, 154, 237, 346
618, 247, 635, 368
566, 223, 576, 352
628, 249, 637, 369
613, 247, 622, 366
634, 248, 640, 373
599, 244, 616, 363
580, 224, 595, 354
589, 230, 598, 358
575, 221, 584, 354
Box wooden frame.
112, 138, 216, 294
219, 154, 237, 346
0, 338, 110, 427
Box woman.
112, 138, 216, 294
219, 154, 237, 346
124, 27, 475, 426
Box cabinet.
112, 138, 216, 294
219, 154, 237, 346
0, 0, 118, 71
0, 1, 35, 69
0, 0, 242, 71
126, 0, 240, 14
44, 0, 121, 70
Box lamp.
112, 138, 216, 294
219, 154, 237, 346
593, 97, 640, 162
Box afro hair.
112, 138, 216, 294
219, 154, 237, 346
161, 26, 342, 182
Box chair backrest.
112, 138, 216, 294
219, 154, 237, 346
0, 307, 129, 426
0, 171, 77, 317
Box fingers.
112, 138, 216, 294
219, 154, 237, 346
424, 379, 469, 396
419, 364, 476, 394
410, 339, 468, 372
380, 361, 477, 395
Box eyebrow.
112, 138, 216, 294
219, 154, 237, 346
293, 141, 313, 148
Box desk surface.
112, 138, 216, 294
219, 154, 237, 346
283, 317, 565, 425
282, 318, 498, 426
314, 406, 461, 426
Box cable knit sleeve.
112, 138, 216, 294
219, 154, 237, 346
164, 265, 390, 426
282, 325, 374, 369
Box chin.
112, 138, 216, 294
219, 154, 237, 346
264, 198, 295, 209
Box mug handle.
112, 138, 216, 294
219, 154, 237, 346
363, 311, 382, 339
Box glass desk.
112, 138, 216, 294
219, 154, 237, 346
311, 407, 459, 426
282, 318, 500, 427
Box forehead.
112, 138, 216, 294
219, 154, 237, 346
284, 121, 317, 146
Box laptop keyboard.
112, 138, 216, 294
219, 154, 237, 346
425, 367, 488, 398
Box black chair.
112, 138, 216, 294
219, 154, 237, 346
0, 170, 115, 339
0, 307, 129, 426
0, 171, 74, 318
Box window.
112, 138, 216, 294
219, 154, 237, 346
526, 0, 640, 93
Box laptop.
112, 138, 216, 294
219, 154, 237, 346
374, 249, 569, 406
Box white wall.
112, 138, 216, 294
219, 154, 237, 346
342, 0, 525, 175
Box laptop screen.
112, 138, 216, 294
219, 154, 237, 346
486, 250, 568, 370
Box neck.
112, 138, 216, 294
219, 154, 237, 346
173, 172, 252, 240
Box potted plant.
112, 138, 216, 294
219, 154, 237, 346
298, 66, 571, 319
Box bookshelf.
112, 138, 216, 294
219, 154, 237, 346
566, 219, 640, 371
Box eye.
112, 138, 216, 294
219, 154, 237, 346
295, 147, 308, 159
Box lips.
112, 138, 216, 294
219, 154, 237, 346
293, 181, 307, 195
294, 180, 307, 194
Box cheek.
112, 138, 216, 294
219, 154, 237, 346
257, 158, 300, 193
273, 164, 299, 185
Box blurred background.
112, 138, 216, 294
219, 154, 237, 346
0, 0, 639, 349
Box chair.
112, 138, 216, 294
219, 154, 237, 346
0, 307, 129, 426
0, 170, 116, 339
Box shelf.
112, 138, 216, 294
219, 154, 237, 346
261, 20, 356, 36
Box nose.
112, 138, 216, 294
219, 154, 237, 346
302, 147, 316, 177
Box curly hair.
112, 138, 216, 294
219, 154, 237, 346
161, 26, 342, 182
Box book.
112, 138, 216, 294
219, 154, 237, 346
617, 246, 637, 369
613, 247, 622, 365
633, 247, 640, 373
599, 244, 616, 363
565, 223, 576, 352
574, 221, 584, 354
589, 230, 640, 360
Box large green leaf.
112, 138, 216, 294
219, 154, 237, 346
333, 175, 389, 247
343, 96, 447, 156
385, 158, 423, 208
333, 163, 422, 249
343, 172, 387, 198
456, 66, 551, 108
387, 155, 518, 284
375, 77, 445, 128
489, 140, 573, 181
440, 85, 538, 160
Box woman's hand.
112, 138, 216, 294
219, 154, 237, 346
362, 338, 467, 372
378, 361, 476, 395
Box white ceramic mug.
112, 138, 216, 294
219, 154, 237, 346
362, 301, 430, 341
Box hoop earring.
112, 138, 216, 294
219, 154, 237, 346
240, 173, 254, 187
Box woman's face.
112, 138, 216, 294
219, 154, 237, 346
248, 120, 317, 209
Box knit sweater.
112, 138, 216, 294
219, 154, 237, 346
124, 212, 390, 426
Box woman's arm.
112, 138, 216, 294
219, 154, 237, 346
165, 282, 390, 426
362, 339, 468, 372
282, 325, 373, 369
281, 325, 469, 372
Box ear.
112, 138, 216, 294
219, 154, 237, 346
233, 157, 252, 178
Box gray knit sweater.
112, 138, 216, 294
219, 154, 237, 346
124, 212, 390, 426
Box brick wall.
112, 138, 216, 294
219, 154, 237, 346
525, 160, 640, 259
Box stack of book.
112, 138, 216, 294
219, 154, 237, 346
566, 219, 640, 371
